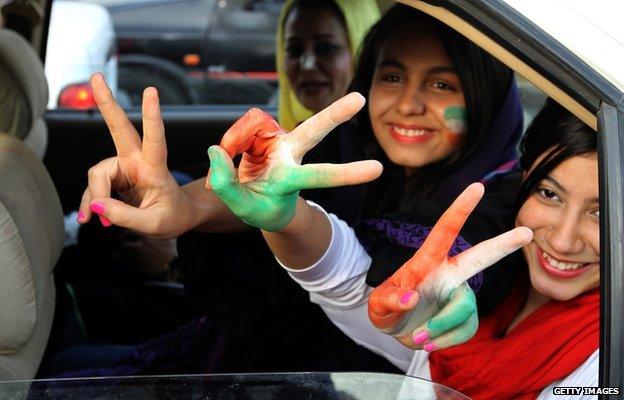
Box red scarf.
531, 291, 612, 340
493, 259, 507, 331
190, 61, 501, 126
429, 283, 599, 400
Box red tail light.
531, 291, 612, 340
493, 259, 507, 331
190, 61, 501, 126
58, 83, 97, 109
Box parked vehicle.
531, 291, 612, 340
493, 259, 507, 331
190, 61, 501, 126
44, 0, 119, 109
83, 0, 284, 106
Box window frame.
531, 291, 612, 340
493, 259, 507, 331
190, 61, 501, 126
404, 0, 624, 390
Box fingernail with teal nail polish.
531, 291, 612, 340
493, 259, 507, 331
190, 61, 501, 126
424, 343, 437, 352
413, 331, 429, 345
400, 292, 413, 305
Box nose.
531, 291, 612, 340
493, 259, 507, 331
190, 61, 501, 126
299, 49, 317, 71
547, 212, 584, 255
396, 86, 426, 116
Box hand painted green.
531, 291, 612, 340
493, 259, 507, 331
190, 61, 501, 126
425, 283, 476, 337
208, 146, 330, 232
443, 106, 468, 134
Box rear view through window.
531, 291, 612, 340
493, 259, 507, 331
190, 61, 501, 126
45, 0, 284, 110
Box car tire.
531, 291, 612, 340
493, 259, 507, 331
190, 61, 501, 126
118, 54, 198, 106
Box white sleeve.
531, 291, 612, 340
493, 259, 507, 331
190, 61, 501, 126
278, 201, 416, 372
537, 350, 599, 400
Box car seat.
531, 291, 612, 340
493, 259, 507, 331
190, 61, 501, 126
0, 28, 49, 159
0, 28, 64, 380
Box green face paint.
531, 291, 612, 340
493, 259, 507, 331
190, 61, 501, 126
443, 106, 467, 135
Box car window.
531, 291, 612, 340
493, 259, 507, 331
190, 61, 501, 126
45, 0, 283, 110
515, 73, 547, 132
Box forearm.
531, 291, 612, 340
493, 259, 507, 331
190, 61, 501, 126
261, 197, 332, 269
182, 178, 249, 233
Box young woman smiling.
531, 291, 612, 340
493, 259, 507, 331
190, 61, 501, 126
367, 100, 599, 399
209, 90, 598, 398
75, 3, 522, 375
205, 4, 526, 356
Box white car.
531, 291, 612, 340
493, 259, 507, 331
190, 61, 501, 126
44, 0, 117, 109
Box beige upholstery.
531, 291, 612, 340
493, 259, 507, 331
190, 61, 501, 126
0, 134, 63, 380
0, 26, 62, 380
0, 29, 49, 159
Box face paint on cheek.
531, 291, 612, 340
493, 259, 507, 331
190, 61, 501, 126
443, 106, 467, 135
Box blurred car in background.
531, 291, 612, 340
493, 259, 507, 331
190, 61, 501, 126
80, 0, 284, 106
45, 0, 119, 109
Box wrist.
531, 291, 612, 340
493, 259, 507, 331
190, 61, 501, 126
276, 197, 316, 235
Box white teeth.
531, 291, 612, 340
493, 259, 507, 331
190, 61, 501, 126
542, 250, 583, 270
394, 126, 428, 137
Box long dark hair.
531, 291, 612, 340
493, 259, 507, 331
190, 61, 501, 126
350, 4, 513, 215
517, 99, 597, 210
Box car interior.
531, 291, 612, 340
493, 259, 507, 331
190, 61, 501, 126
0, 0, 622, 392
0, 26, 63, 380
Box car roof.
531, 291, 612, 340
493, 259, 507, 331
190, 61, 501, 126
503, 0, 624, 92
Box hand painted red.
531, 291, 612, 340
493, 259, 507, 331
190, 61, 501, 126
218, 108, 286, 183
368, 183, 532, 336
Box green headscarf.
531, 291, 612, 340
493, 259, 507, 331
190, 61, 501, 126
276, 0, 380, 131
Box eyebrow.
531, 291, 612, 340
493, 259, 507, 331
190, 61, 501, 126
376, 60, 456, 75
544, 176, 599, 203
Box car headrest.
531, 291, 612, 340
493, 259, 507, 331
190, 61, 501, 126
0, 29, 49, 159
0, 134, 63, 352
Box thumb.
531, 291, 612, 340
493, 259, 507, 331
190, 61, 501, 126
207, 145, 247, 205
207, 145, 236, 191
89, 197, 157, 234
368, 283, 419, 331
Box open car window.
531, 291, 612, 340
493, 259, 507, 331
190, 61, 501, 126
44, 0, 283, 110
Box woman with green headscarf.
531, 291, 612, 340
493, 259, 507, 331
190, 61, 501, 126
276, 0, 380, 130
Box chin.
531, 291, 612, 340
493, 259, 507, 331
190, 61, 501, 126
299, 97, 330, 114
385, 152, 429, 169
529, 266, 598, 302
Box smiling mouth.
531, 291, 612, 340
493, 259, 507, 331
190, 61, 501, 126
393, 126, 430, 137
298, 82, 329, 90
536, 247, 596, 278
388, 124, 433, 144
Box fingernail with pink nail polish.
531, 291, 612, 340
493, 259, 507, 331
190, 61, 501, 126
413, 331, 429, 345
98, 215, 112, 228
400, 291, 413, 305
77, 211, 85, 222
424, 343, 437, 352
90, 202, 106, 215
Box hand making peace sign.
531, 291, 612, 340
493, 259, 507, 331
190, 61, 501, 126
368, 183, 533, 351
78, 73, 201, 238
207, 93, 383, 231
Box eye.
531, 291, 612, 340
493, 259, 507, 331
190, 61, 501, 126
313, 42, 340, 57
286, 44, 304, 59
431, 81, 454, 91
537, 187, 560, 202
379, 73, 402, 84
